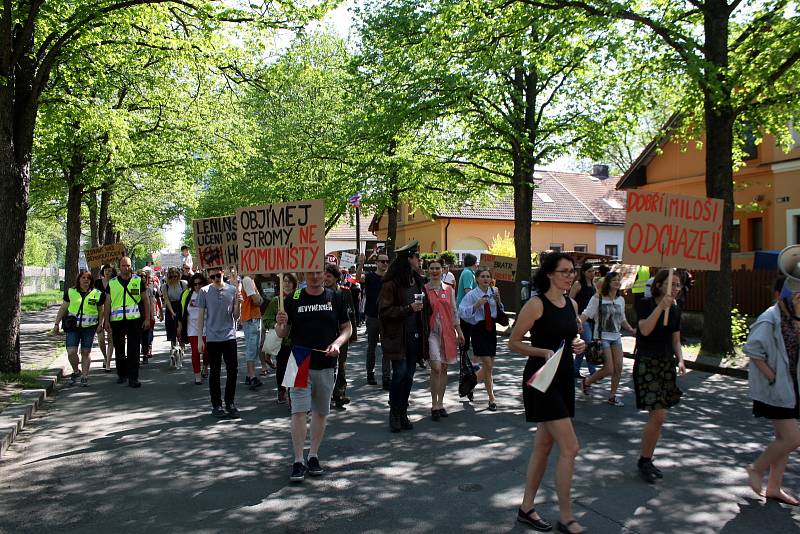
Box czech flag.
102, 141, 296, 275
282, 346, 313, 388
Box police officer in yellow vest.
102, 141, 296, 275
53, 271, 106, 387
632, 265, 651, 306
103, 256, 151, 388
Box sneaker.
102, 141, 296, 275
80, 377, 89, 387
277, 390, 287, 404
607, 396, 624, 407
128, 380, 142, 388
307, 456, 324, 476
290, 462, 306, 482
488, 402, 497, 411
211, 406, 227, 418
249, 377, 263, 390
68, 373, 78, 386
638, 461, 658, 484
431, 409, 441, 421
225, 403, 240, 418
650, 462, 664, 479
439, 408, 448, 418
467, 391, 474, 402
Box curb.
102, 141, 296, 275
0, 364, 66, 458
497, 320, 747, 380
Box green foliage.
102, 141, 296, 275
24, 215, 65, 267
731, 308, 750, 348
489, 232, 516, 258
20, 291, 63, 312
0, 370, 48, 389
438, 250, 457, 266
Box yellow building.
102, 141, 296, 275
617, 118, 800, 269
371, 167, 627, 262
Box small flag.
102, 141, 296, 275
345, 273, 357, 284
282, 346, 313, 388
347, 192, 363, 208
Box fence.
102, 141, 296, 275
23, 266, 64, 295
682, 269, 778, 316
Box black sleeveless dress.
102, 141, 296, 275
522, 295, 579, 422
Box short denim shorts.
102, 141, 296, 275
66, 327, 96, 351
599, 338, 622, 350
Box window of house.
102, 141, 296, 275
536, 192, 554, 203
549, 243, 563, 252
750, 217, 763, 251
604, 244, 618, 258
574, 244, 587, 252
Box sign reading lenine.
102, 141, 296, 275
236, 200, 325, 275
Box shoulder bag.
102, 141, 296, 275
586, 297, 605, 365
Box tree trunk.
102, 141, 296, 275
386, 186, 399, 258
512, 154, 534, 284
87, 193, 99, 248
64, 176, 84, 285
700, 1, 734, 355
104, 218, 116, 246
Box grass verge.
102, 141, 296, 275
0, 370, 47, 389
21, 289, 62, 312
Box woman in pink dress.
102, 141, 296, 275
424, 257, 464, 421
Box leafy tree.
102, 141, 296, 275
0, 0, 334, 371
519, 0, 800, 354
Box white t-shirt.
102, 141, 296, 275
185, 292, 205, 337
181, 254, 193, 269
582, 294, 626, 340
442, 271, 456, 286
242, 276, 257, 297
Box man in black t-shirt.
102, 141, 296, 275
276, 270, 352, 483
357, 252, 389, 387
323, 264, 356, 410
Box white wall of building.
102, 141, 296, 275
595, 226, 624, 259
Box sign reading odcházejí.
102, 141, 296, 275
192, 215, 238, 270
236, 200, 325, 275
622, 191, 723, 270
85, 243, 126, 269
479, 253, 518, 282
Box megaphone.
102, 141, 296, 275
778, 244, 800, 292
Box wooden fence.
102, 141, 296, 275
682, 269, 779, 316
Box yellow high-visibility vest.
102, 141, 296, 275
67, 287, 102, 327
632, 266, 651, 294
109, 276, 142, 321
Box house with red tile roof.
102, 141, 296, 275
326, 213, 377, 254
371, 166, 627, 261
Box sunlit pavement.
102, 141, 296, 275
0, 323, 797, 533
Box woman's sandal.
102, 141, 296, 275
556, 519, 586, 533
517, 507, 552, 532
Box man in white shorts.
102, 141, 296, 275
275, 270, 352, 482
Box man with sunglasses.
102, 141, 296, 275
197, 266, 242, 418
104, 256, 151, 388
358, 252, 390, 388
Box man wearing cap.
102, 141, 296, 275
378, 240, 429, 432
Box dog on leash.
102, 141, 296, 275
169, 346, 184, 370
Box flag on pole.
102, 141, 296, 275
347, 192, 363, 208
282, 346, 314, 388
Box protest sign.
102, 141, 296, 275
339, 252, 357, 269
192, 215, 238, 270
158, 252, 182, 268
236, 200, 325, 275
326, 253, 339, 265
365, 240, 386, 260
622, 191, 723, 271
480, 253, 518, 282
610, 264, 640, 291
85, 243, 126, 269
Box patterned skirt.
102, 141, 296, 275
633, 353, 683, 411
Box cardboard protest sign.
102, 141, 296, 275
85, 243, 126, 269
339, 252, 357, 269
158, 252, 182, 268
623, 191, 723, 271
236, 200, 325, 275
480, 253, 518, 282
192, 216, 238, 270
365, 240, 386, 260
610, 264, 640, 291
326, 253, 339, 265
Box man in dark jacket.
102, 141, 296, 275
324, 264, 357, 410
378, 240, 429, 432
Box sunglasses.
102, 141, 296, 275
377, 260, 388, 264
210, 273, 222, 280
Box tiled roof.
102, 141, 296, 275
327, 213, 377, 240
436, 169, 626, 225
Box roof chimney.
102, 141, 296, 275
591, 164, 610, 179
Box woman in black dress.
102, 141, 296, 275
509, 253, 586, 534
633, 269, 685, 483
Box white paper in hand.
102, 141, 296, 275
527, 341, 565, 392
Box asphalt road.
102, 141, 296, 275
0, 323, 798, 533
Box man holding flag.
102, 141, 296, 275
275, 270, 352, 482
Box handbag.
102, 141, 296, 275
61, 291, 88, 331
492, 288, 509, 327
262, 328, 283, 356
458, 349, 478, 397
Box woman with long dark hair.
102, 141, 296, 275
744, 273, 800, 505
569, 263, 597, 378
510, 253, 586, 533
579, 271, 636, 406
378, 241, 429, 432
633, 269, 684, 483
178, 272, 209, 385
458, 266, 503, 410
